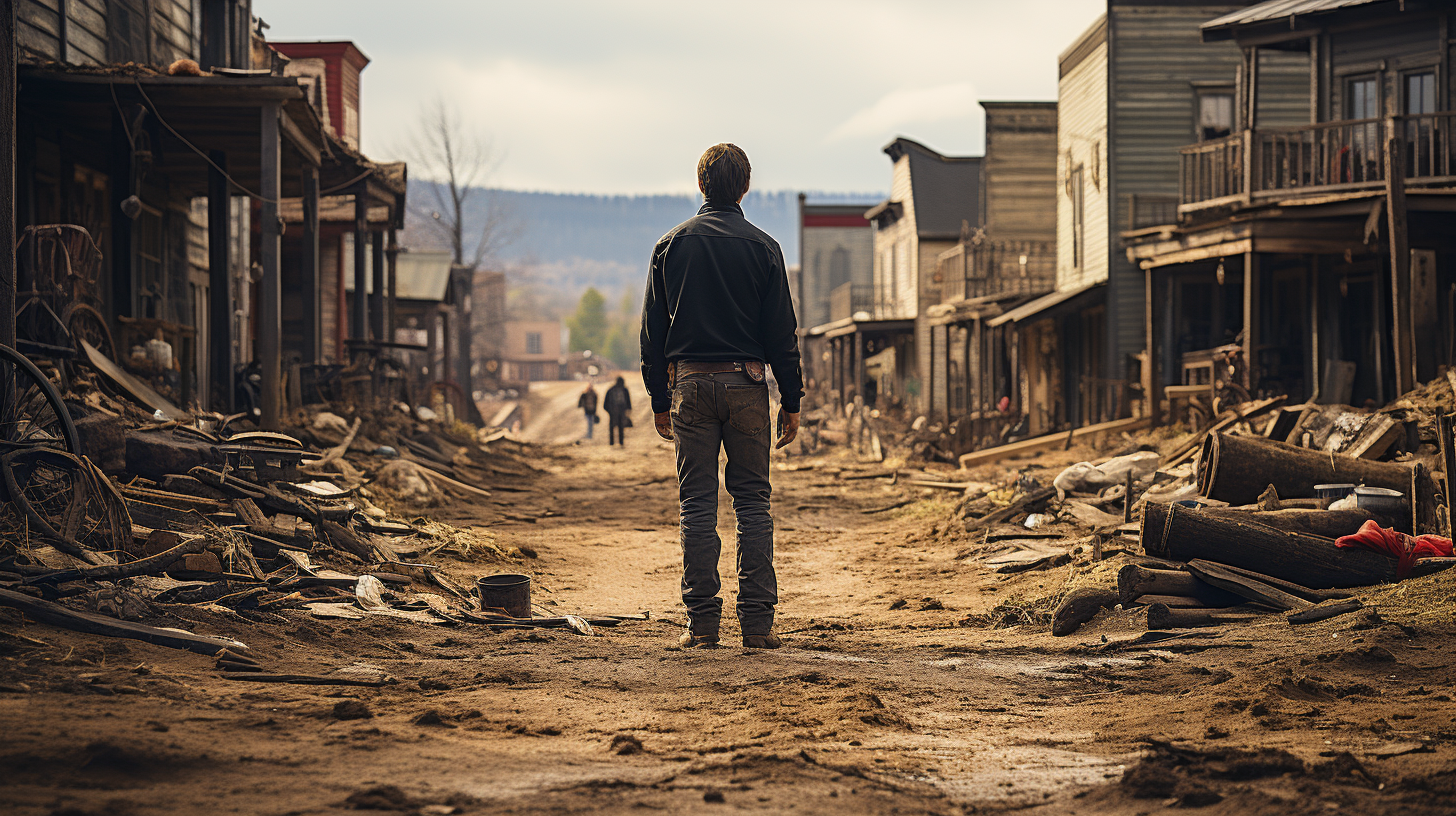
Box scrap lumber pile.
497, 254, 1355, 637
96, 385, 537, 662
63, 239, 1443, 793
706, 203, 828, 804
0, 354, 621, 668
948, 376, 1456, 640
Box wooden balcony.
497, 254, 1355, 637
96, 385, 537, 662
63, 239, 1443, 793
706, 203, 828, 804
939, 239, 1055, 303
1179, 112, 1456, 214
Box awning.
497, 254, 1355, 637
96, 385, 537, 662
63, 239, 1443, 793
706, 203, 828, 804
807, 317, 916, 339
1201, 0, 1389, 38
986, 281, 1103, 328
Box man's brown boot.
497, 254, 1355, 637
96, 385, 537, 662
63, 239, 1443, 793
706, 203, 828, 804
742, 633, 782, 649
678, 630, 720, 649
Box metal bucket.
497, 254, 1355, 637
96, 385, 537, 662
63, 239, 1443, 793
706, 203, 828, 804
477, 573, 532, 618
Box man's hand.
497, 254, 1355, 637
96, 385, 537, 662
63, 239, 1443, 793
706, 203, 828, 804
655, 411, 674, 441
774, 409, 800, 450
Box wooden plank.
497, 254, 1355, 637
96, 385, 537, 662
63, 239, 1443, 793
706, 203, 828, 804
18, 2, 60, 37
1187, 560, 1312, 611
0, 587, 249, 656
16, 18, 59, 60
1346, 414, 1402, 460
1385, 117, 1414, 394
957, 415, 1152, 469
259, 101, 282, 428
81, 339, 189, 419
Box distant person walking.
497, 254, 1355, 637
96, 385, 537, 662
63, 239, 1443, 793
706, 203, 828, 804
604, 376, 632, 446
578, 384, 598, 440
640, 143, 802, 650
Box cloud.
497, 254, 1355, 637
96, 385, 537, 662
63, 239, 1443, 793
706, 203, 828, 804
826, 83, 979, 143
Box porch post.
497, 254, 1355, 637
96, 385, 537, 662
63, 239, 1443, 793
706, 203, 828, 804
208, 151, 232, 413
300, 164, 320, 363
0, 3, 13, 349
259, 101, 283, 429
352, 184, 368, 340
1242, 251, 1258, 391
370, 229, 385, 342
1384, 116, 1414, 395
385, 227, 399, 342
1144, 263, 1161, 426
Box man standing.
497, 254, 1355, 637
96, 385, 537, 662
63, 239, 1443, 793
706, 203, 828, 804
577, 383, 598, 441
604, 376, 632, 446
640, 143, 802, 650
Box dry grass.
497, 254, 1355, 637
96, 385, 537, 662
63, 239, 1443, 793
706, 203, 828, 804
411, 518, 518, 562
1363, 570, 1456, 626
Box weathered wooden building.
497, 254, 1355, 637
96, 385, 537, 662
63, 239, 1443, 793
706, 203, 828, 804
794, 196, 875, 395
1127, 0, 1456, 415
810, 137, 980, 413
927, 101, 1058, 445
13, 1, 406, 426
987, 2, 1301, 438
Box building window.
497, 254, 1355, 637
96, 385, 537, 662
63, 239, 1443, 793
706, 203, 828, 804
525, 331, 543, 355
1405, 71, 1436, 115
1346, 75, 1379, 119
1196, 89, 1235, 141
1070, 165, 1085, 271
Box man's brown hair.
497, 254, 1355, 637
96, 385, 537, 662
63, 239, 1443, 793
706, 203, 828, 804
697, 144, 751, 204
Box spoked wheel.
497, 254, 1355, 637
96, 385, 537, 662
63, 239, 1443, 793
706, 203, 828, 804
64, 302, 115, 361
0, 343, 80, 454
2, 447, 130, 558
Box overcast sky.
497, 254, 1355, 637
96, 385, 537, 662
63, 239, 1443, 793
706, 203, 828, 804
254, 1, 1105, 195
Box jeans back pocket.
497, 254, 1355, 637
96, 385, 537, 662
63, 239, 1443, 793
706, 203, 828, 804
725, 384, 769, 436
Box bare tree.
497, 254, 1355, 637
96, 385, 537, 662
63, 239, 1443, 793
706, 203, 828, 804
402, 99, 511, 267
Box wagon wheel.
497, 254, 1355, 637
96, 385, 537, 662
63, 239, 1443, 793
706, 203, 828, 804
63, 302, 115, 361
2, 448, 130, 558
0, 343, 80, 456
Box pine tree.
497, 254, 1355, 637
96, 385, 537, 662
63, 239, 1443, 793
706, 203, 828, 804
567, 288, 608, 354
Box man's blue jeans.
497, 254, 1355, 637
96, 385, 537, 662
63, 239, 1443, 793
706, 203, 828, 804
584, 411, 594, 439
670, 371, 777, 636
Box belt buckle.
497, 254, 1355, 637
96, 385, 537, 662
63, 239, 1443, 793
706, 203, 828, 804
743, 361, 765, 383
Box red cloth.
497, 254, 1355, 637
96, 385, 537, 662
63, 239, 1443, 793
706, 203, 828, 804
1334, 520, 1453, 579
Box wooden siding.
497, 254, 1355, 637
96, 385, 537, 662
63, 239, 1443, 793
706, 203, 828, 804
18, 0, 195, 67
1256, 49, 1311, 127
1056, 36, 1109, 292
1106, 4, 1252, 367
982, 103, 1058, 243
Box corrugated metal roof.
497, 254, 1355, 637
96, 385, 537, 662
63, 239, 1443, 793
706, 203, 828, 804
1203, 0, 1388, 31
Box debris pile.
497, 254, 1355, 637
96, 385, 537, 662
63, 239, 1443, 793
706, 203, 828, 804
941, 377, 1456, 640
0, 346, 638, 671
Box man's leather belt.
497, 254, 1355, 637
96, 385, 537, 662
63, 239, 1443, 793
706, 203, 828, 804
671, 360, 766, 384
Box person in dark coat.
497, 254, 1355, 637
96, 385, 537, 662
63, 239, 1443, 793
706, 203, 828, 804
640, 143, 802, 651
577, 384, 598, 440
604, 376, 632, 446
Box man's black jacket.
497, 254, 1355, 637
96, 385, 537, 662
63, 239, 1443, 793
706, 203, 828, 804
639, 201, 803, 415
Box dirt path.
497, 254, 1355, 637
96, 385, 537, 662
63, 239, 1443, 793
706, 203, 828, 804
3, 394, 1456, 814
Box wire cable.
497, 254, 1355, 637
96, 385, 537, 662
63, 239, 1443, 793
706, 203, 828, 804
131, 78, 276, 204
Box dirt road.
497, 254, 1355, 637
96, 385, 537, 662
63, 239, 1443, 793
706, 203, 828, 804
3, 378, 1456, 814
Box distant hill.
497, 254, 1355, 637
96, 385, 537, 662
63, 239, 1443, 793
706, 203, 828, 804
401, 184, 882, 315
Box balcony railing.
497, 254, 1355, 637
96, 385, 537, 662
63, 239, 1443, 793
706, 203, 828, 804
829, 282, 875, 322
940, 239, 1055, 302
1180, 112, 1456, 210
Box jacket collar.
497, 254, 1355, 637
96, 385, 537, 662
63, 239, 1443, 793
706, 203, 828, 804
698, 200, 743, 216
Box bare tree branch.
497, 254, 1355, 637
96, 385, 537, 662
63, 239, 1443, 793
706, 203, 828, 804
398, 98, 509, 268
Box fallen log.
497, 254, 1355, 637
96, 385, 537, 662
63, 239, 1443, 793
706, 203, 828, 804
1287, 598, 1364, 625
1188, 507, 1391, 540
1126, 594, 1228, 609
1141, 502, 1399, 588
958, 416, 1153, 470
1116, 565, 1244, 607
26, 537, 206, 583
1147, 603, 1262, 629
1196, 432, 1412, 508
0, 587, 249, 655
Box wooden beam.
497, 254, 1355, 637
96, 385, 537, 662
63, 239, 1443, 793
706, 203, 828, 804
370, 229, 385, 343
278, 108, 321, 167
1385, 116, 1414, 395
1144, 264, 1161, 426
259, 101, 283, 429
352, 187, 368, 340
208, 150, 233, 413
301, 164, 320, 363
1243, 250, 1258, 389
0, 1, 14, 350
386, 228, 399, 344
957, 415, 1153, 470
